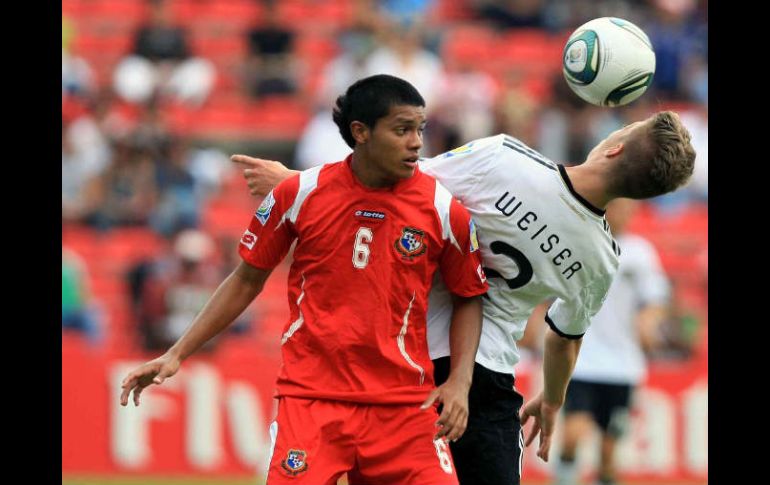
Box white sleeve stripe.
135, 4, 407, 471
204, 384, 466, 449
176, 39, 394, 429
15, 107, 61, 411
286, 164, 324, 224
434, 181, 462, 252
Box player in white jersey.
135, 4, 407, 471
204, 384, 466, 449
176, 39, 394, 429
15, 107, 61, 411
232, 110, 696, 485
552, 199, 670, 485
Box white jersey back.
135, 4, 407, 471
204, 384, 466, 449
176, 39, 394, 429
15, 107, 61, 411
572, 234, 669, 385
422, 134, 620, 375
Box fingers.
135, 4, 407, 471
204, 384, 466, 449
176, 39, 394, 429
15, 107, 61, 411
519, 407, 530, 426
133, 383, 147, 407
230, 154, 260, 167
119, 380, 134, 407
433, 399, 468, 442
420, 389, 439, 410
537, 433, 552, 462
524, 417, 541, 448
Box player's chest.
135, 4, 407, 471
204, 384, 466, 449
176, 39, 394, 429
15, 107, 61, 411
294, 195, 443, 269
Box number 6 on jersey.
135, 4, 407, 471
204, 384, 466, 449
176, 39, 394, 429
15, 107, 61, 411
353, 227, 373, 269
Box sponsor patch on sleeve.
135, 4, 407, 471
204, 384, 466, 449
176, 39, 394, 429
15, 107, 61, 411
469, 219, 479, 253
255, 191, 276, 225
240, 229, 257, 250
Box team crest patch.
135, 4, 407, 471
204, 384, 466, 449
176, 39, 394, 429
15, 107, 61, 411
395, 227, 427, 259
469, 220, 479, 253
255, 191, 276, 225
281, 449, 308, 475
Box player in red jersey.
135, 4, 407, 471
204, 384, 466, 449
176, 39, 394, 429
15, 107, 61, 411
119, 75, 488, 484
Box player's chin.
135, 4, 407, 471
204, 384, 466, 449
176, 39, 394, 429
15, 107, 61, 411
398, 161, 418, 177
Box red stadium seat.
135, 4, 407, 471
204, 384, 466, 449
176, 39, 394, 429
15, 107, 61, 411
494, 30, 562, 76
442, 25, 496, 69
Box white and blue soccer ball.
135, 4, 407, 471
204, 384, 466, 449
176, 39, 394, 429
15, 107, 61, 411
562, 17, 656, 107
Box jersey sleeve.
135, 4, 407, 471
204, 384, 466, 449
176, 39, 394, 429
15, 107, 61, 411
419, 135, 502, 205
438, 198, 489, 298
545, 271, 615, 339
238, 175, 300, 271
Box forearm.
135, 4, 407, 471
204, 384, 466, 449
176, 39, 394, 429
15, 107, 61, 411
168, 263, 269, 361
446, 294, 483, 385
637, 304, 667, 353
542, 327, 582, 406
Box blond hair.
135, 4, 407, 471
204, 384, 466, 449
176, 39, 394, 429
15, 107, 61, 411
611, 111, 696, 199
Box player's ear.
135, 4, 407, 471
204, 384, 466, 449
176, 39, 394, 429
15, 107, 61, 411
604, 143, 624, 157
350, 121, 370, 145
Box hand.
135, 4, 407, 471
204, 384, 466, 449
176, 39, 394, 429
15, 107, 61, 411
519, 391, 561, 462
119, 353, 182, 407
420, 377, 471, 442
231, 154, 292, 197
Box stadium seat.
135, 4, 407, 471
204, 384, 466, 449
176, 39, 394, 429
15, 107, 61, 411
441, 25, 496, 69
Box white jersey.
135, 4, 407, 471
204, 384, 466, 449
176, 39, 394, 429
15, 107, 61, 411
421, 134, 620, 375
572, 234, 669, 385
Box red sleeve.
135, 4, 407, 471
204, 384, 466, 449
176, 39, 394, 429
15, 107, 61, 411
439, 198, 488, 297
238, 175, 300, 271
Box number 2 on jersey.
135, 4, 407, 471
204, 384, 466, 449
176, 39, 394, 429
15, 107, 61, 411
353, 227, 373, 269
483, 240, 534, 289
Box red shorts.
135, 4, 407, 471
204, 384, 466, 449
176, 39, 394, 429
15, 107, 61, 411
266, 397, 458, 485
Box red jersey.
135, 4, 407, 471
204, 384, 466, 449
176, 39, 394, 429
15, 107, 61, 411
239, 155, 488, 404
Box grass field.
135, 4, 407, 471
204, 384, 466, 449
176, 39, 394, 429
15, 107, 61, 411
62, 476, 707, 485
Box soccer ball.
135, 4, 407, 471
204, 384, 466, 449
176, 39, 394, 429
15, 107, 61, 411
562, 17, 656, 107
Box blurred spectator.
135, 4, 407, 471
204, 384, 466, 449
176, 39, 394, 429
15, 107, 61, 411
365, 24, 445, 113
62, 16, 96, 99
642, 0, 708, 101
113, 0, 215, 106
85, 137, 159, 231
130, 230, 221, 351
293, 28, 374, 169
62, 107, 112, 224
428, 56, 498, 153
495, 68, 541, 148
244, 1, 298, 98
149, 136, 200, 237
470, 0, 548, 30
378, 0, 435, 28
62, 248, 103, 345
537, 72, 591, 164
552, 198, 671, 485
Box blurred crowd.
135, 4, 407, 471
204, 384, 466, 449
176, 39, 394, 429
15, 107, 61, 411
62, 0, 707, 358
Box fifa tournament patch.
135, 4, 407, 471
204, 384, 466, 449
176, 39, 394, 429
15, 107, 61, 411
395, 227, 427, 259
240, 229, 257, 250
281, 449, 308, 476
440, 141, 475, 159
255, 191, 276, 225
469, 219, 479, 253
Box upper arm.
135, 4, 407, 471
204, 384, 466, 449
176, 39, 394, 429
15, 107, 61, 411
238, 176, 301, 271
234, 261, 272, 292
438, 198, 488, 298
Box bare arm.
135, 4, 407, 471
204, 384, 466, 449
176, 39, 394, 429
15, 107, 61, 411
637, 304, 667, 354
520, 327, 582, 461
421, 294, 483, 442
120, 262, 270, 406
231, 155, 298, 197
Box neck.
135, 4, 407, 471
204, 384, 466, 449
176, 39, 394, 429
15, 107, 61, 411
350, 151, 395, 188
564, 163, 613, 210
